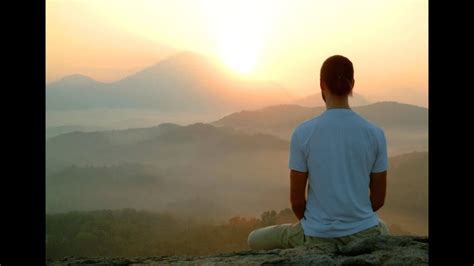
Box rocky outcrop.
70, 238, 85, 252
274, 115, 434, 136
46, 235, 428, 265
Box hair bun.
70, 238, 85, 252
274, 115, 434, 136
320, 55, 354, 96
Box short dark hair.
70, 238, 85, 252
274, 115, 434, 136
320, 55, 354, 96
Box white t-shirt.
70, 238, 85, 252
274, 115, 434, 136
289, 108, 388, 238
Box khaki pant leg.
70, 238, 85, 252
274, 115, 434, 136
337, 218, 390, 245
338, 224, 381, 245
305, 218, 389, 248
247, 222, 305, 250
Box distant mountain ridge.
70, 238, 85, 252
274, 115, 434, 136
46, 122, 288, 166
214, 102, 427, 133
212, 101, 428, 155
46, 125, 108, 139
46, 101, 427, 158
46, 51, 293, 112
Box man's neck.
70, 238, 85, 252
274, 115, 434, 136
325, 95, 351, 110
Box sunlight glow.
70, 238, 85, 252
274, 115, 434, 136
47, 0, 428, 105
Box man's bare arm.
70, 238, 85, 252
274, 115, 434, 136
290, 169, 308, 220
369, 171, 387, 212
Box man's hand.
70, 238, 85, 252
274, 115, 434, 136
369, 171, 387, 212
290, 169, 308, 220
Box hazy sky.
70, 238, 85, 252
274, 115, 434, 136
47, 0, 428, 106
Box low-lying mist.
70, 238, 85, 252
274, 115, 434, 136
46, 121, 427, 237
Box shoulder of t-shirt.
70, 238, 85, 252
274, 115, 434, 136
367, 122, 386, 141
292, 115, 323, 147
352, 111, 385, 133
294, 115, 323, 135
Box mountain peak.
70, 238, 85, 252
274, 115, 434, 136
46, 51, 291, 111
58, 74, 97, 83
144, 51, 216, 72
114, 50, 221, 86
167, 50, 210, 62
48, 74, 101, 88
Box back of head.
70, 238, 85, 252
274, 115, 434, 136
320, 55, 354, 96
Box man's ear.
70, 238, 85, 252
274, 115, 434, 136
320, 80, 327, 102
320, 79, 327, 91
349, 79, 355, 96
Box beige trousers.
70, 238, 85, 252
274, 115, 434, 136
248, 219, 390, 251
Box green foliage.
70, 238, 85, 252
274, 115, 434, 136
46, 208, 296, 259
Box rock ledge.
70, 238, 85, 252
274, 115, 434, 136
47, 235, 428, 265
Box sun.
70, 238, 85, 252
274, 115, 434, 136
223, 52, 256, 74
218, 31, 260, 74
201, 0, 282, 75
